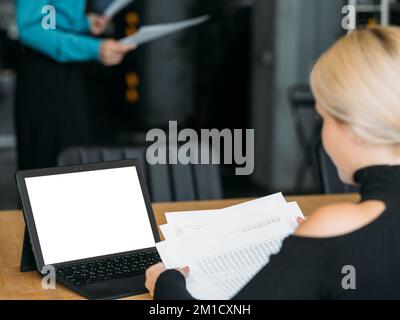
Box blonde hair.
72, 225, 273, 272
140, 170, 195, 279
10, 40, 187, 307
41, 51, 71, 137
310, 26, 400, 145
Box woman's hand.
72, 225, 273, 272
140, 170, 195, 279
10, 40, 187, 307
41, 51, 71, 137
145, 262, 190, 297
88, 14, 110, 36
99, 39, 136, 66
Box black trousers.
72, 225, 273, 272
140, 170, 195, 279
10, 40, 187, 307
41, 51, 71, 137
15, 47, 92, 170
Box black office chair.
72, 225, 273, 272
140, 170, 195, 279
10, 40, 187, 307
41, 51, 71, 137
316, 141, 358, 194
58, 145, 223, 202
288, 84, 321, 192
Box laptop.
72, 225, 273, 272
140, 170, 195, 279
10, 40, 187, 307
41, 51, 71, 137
16, 160, 162, 300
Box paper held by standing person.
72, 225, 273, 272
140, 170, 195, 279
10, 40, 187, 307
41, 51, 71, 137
120, 15, 210, 47
156, 193, 305, 299
103, 0, 135, 18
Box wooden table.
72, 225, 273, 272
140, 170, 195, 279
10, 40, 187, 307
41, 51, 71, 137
0, 194, 358, 300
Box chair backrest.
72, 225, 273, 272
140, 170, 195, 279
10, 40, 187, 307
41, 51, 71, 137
58, 145, 223, 203
317, 142, 358, 194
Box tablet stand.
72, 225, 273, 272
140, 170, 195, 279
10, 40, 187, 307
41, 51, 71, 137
20, 227, 38, 272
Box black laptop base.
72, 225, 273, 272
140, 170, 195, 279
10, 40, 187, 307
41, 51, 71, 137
58, 274, 148, 300
20, 226, 158, 299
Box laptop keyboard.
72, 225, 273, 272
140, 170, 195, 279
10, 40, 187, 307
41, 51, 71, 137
56, 250, 161, 286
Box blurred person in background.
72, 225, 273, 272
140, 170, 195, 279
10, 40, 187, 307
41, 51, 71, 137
15, 0, 134, 170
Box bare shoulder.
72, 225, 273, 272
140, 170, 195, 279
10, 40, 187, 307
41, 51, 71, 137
295, 201, 386, 238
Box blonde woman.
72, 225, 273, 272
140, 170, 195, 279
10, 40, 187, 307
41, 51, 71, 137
145, 26, 400, 299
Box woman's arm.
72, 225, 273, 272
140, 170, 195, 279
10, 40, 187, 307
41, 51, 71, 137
232, 236, 330, 300
153, 236, 332, 300
154, 270, 195, 300
16, 0, 101, 63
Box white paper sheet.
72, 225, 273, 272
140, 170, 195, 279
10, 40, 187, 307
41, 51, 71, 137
161, 202, 302, 241
159, 224, 175, 240
104, 0, 135, 18
157, 221, 295, 300
165, 193, 285, 224
212, 202, 304, 239
157, 193, 304, 299
163, 193, 292, 240
120, 15, 210, 47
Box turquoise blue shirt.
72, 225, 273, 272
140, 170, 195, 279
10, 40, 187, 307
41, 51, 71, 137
16, 0, 102, 63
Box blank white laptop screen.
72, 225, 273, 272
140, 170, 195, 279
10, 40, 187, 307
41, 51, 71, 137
24, 166, 156, 266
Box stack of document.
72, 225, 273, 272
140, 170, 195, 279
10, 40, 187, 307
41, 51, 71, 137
156, 193, 304, 300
